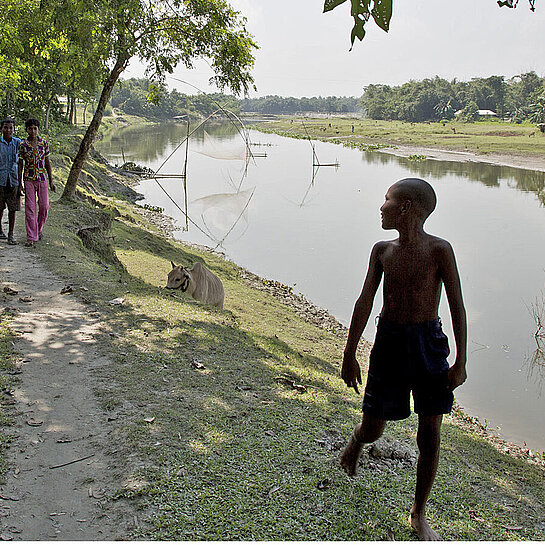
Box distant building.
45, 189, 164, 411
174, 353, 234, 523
455, 109, 497, 117
477, 109, 497, 117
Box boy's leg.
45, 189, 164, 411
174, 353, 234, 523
0, 193, 6, 237
340, 414, 386, 476
25, 181, 38, 243
410, 413, 443, 541
7, 210, 16, 241
36, 182, 49, 238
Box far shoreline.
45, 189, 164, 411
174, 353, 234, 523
250, 116, 545, 175
380, 143, 545, 173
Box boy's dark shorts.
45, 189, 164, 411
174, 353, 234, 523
362, 317, 454, 420
0, 185, 21, 212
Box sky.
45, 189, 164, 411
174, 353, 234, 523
124, 0, 545, 98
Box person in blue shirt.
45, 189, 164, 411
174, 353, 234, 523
0, 118, 22, 244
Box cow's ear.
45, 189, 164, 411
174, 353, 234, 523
171, 261, 176, 269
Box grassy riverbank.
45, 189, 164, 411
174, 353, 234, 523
252, 117, 545, 160
1, 132, 545, 539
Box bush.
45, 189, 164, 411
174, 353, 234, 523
460, 101, 479, 122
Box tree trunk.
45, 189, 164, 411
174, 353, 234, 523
61, 56, 128, 200
44, 93, 55, 133
64, 95, 70, 122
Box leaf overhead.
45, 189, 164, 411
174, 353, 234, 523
324, 0, 392, 47
323, 0, 348, 13
371, 0, 392, 32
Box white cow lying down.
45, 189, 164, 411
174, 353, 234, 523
166, 261, 224, 309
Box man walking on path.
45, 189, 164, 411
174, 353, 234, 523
0, 118, 22, 244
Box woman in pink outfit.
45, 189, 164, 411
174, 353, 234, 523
18, 118, 56, 247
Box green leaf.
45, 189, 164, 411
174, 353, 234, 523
350, 17, 366, 46
371, 0, 392, 32
323, 0, 348, 13
350, 0, 370, 18
146, 82, 162, 105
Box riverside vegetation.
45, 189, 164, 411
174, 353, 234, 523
1, 124, 545, 540
252, 117, 545, 161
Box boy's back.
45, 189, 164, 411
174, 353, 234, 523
377, 233, 453, 324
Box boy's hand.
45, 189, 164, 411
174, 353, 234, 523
342, 353, 362, 394
447, 361, 467, 391
49, 181, 56, 193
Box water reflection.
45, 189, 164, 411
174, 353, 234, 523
196, 130, 247, 161
192, 188, 255, 247
362, 151, 545, 204
525, 294, 545, 394
99, 123, 545, 208
98, 121, 241, 165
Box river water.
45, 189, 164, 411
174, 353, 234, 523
96, 121, 545, 452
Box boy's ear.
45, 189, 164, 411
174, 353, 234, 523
400, 199, 412, 214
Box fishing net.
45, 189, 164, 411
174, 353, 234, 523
194, 130, 247, 161
191, 187, 255, 237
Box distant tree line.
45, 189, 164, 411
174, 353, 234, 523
110, 79, 242, 120
239, 95, 361, 114
361, 73, 545, 123
109, 82, 362, 117
110, 74, 545, 125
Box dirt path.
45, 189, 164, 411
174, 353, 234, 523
0, 240, 131, 540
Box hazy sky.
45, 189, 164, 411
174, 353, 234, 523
125, 0, 545, 98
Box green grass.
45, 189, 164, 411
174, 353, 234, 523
1, 136, 544, 539
253, 117, 545, 159
0, 310, 20, 482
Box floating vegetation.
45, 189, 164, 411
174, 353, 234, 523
316, 138, 383, 153
408, 154, 427, 162
140, 204, 164, 213
120, 161, 155, 175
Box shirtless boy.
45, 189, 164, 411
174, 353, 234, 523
340, 178, 467, 541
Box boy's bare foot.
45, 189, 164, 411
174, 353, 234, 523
340, 432, 363, 476
409, 512, 442, 541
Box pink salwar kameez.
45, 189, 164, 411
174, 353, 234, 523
19, 137, 50, 243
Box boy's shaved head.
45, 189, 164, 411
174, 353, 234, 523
391, 178, 437, 220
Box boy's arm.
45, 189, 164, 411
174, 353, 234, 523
438, 241, 467, 391
18, 157, 24, 194
342, 242, 384, 393
45, 156, 55, 192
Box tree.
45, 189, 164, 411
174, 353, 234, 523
0, 0, 107, 128
460, 100, 479, 122
61, 0, 257, 200
506, 72, 544, 117
0, 0, 36, 118
529, 95, 545, 124
324, 0, 536, 47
